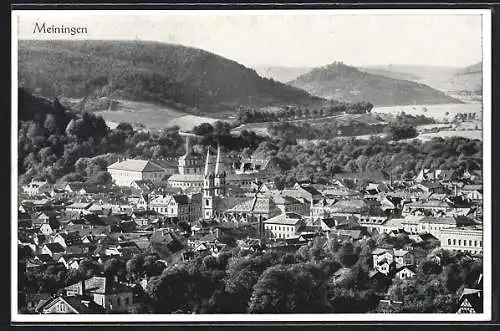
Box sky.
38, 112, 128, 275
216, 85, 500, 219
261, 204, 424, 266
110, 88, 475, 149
15, 10, 485, 68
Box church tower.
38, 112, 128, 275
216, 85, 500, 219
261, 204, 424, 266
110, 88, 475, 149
214, 144, 226, 197
203, 147, 215, 219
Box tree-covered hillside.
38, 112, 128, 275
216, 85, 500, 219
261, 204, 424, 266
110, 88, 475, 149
18, 40, 324, 114
288, 62, 462, 107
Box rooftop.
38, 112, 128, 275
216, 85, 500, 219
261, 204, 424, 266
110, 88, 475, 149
264, 212, 303, 225
108, 159, 166, 173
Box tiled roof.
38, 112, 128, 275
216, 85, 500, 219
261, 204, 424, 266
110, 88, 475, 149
44, 242, 65, 253
65, 276, 133, 295
167, 174, 204, 182
264, 212, 303, 225
420, 216, 457, 225
108, 159, 166, 172
172, 194, 189, 205
227, 196, 280, 214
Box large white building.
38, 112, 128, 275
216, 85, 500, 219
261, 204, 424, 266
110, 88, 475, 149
440, 225, 483, 255
107, 159, 169, 186
263, 212, 305, 240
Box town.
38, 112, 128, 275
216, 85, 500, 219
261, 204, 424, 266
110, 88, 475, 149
17, 133, 483, 314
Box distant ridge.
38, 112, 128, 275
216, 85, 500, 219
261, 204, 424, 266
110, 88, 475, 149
288, 61, 462, 107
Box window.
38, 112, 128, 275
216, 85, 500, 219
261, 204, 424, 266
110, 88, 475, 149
453, 239, 456, 245
448, 239, 451, 245
469, 240, 472, 247
458, 240, 461, 246
205, 199, 209, 206
474, 241, 477, 247
480, 241, 482, 247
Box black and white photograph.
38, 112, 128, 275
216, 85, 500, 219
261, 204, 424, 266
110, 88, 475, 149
11, 9, 491, 322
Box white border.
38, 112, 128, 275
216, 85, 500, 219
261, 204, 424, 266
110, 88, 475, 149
11, 9, 492, 323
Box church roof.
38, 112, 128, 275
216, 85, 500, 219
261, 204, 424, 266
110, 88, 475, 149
226, 196, 280, 214
167, 174, 204, 183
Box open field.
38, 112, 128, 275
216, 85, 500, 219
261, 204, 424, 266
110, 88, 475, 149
93, 99, 222, 131
231, 113, 388, 137
413, 130, 483, 141
371, 103, 482, 121
95, 99, 187, 129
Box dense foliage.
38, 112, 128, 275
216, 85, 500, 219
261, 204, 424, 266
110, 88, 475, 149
235, 101, 374, 125
20, 237, 481, 314
255, 135, 482, 185
18, 88, 186, 184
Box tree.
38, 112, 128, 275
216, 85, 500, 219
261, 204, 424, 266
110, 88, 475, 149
104, 258, 126, 281
248, 264, 328, 313
385, 124, 418, 141
116, 122, 134, 133
192, 123, 214, 136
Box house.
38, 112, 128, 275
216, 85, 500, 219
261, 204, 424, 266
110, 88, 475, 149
272, 195, 309, 216
32, 211, 59, 228
281, 183, 322, 203
107, 159, 169, 187
401, 215, 476, 239
39, 223, 55, 236
394, 265, 416, 280
236, 238, 265, 252
263, 212, 305, 240
333, 171, 390, 185
24, 293, 53, 313
460, 185, 483, 201
317, 218, 337, 232
64, 276, 134, 312
376, 259, 395, 276
150, 193, 202, 223
38, 295, 105, 314
461, 169, 482, 183
130, 179, 157, 194
371, 248, 394, 268
65, 202, 94, 213
359, 217, 403, 235
393, 249, 415, 266
415, 169, 454, 183
41, 243, 66, 257
128, 194, 150, 210
22, 180, 52, 196
402, 199, 453, 216
222, 196, 282, 223
333, 228, 364, 242
456, 289, 483, 313
149, 228, 186, 262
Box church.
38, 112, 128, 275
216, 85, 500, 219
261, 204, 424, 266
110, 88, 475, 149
202, 144, 227, 220
167, 135, 273, 191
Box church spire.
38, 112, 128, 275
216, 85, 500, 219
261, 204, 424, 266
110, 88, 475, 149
204, 146, 211, 177
215, 143, 224, 175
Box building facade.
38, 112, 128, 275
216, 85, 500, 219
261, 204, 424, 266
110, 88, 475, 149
440, 225, 483, 254
107, 159, 169, 186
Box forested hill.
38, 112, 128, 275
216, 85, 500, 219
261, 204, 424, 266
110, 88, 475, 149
18, 40, 324, 114
288, 62, 462, 107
